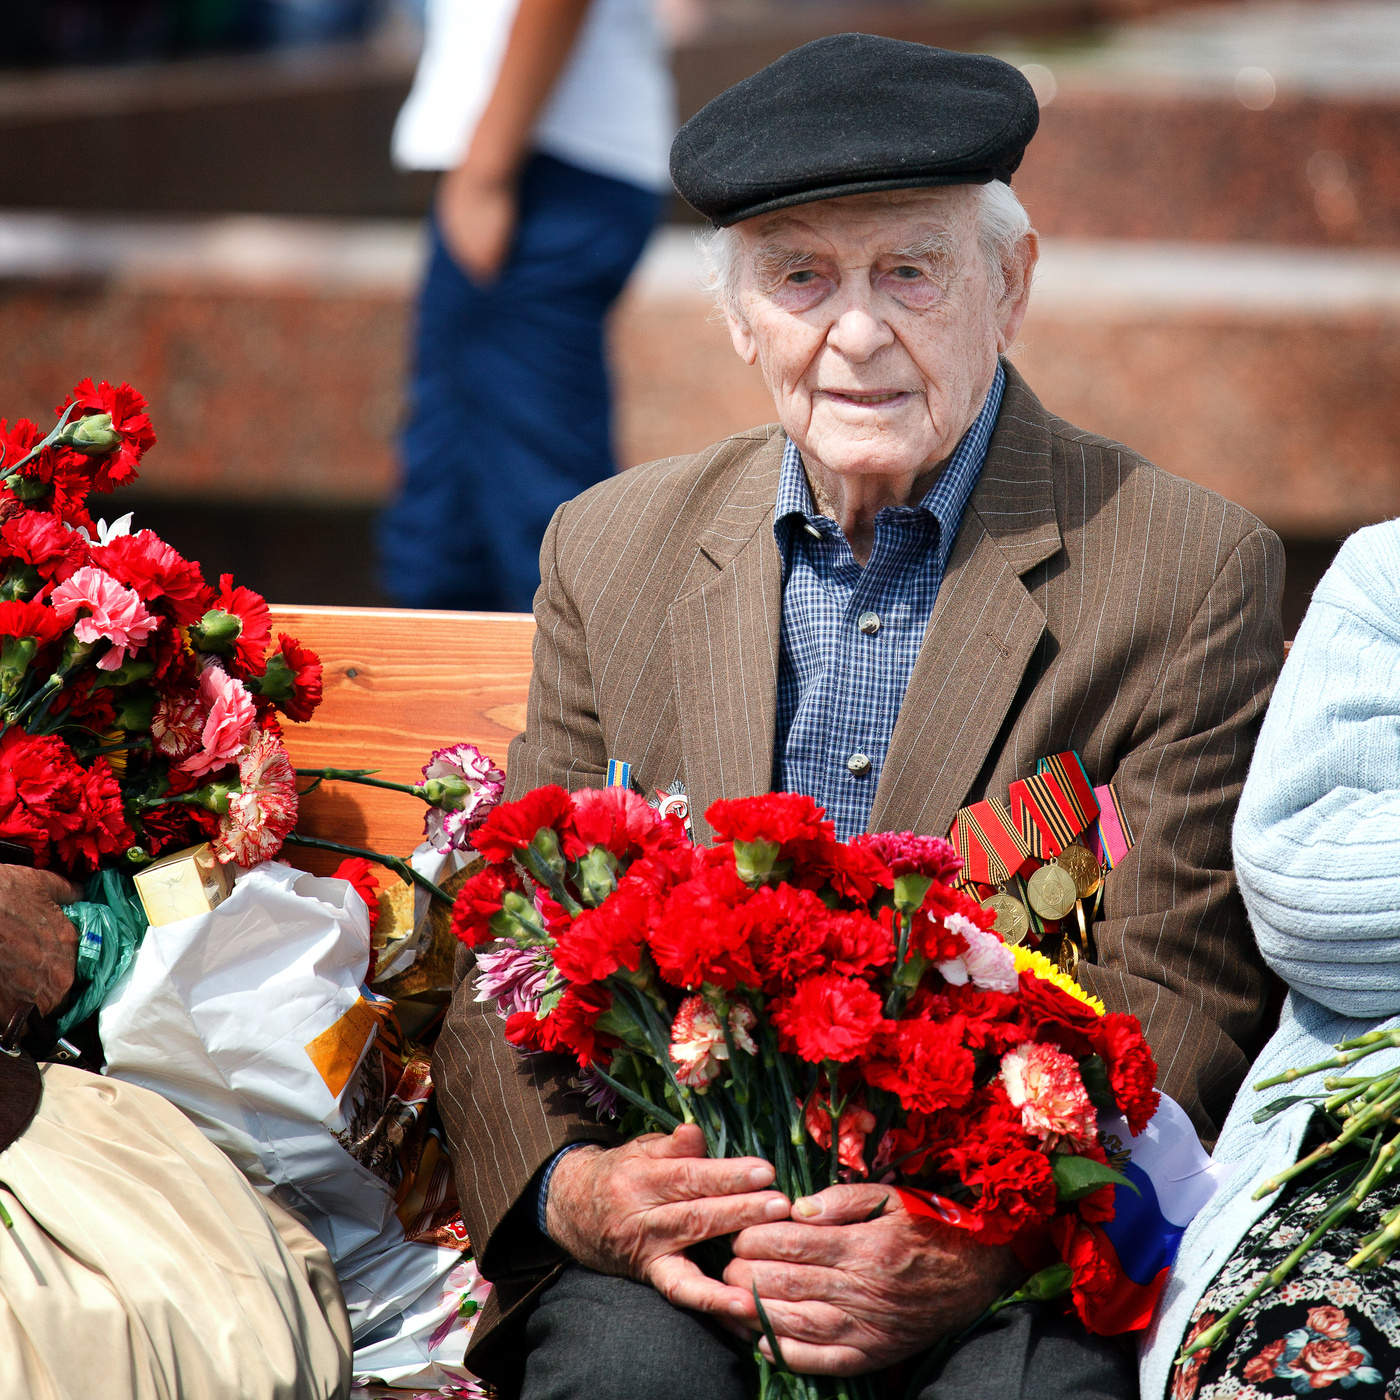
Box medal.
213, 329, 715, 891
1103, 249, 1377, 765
1026, 863, 1077, 922
1056, 937, 1081, 978
983, 889, 1030, 946
1054, 842, 1103, 900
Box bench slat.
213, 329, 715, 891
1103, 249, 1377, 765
268, 605, 534, 874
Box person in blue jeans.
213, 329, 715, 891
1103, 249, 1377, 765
379, 0, 673, 612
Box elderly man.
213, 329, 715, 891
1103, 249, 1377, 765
433, 32, 1284, 1400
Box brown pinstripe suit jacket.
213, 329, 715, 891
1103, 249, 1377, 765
433, 363, 1285, 1390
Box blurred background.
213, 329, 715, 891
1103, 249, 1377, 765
0, 0, 1395, 630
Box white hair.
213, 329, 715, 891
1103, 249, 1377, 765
698, 181, 1033, 312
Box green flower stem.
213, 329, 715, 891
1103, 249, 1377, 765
1255, 1030, 1400, 1088
280, 831, 453, 906
1252, 1082, 1400, 1199
1344, 1130, 1400, 1268
1351, 1201, 1400, 1271
295, 766, 423, 798
0, 401, 81, 479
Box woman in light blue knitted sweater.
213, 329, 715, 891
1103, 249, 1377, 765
1141, 518, 1400, 1397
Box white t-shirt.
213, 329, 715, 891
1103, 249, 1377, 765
391, 0, 674, 193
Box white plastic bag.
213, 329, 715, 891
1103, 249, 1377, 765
99, 861, 479, 1389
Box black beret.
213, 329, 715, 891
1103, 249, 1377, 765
670, 34, 1039, 226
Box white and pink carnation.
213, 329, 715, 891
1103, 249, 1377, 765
999, 1041, 1098, 1151
935, 913, 1018, 993
181, 664, 257, 777
213, 727, 298, 866
421, 742, 506, 853
669, 995, 758, 1089
48, 563, 158, 670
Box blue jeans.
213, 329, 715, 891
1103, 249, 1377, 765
378, 152, 664, 612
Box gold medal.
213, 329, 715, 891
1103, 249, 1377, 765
1056, 936, 1080, 978
1026, 863, 1078, 922
1055, 842, 1103, 900
983, 889, 1030, 946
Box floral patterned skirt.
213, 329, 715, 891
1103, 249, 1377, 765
1171, 1132, 1400, 1400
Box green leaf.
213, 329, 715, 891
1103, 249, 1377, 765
1077, 1054, 1119, 1116
1050, 1152, 1137, 1201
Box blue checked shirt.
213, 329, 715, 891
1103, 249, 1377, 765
773, 365, 1005, 839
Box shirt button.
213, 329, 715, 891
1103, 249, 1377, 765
846, 752, 872, 776
857, 610, 881, 635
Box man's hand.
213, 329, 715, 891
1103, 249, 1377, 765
723, 1182, 1023, 1377
436, 163, 519, 285
545, 1123, 791, 1317
0, 866, 81, 1023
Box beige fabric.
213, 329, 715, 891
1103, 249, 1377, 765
0, 1064, 353, 1400
434, 364, 1286, 1391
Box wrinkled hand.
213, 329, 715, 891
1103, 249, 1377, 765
724, 1182, 1024, 1377
0, 865, 81, 1024
545, 1123, 791, 1318
436, 162, 519, 284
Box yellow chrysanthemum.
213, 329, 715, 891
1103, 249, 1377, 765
101, 729, 128, 778
1012, 944, 1106, 1015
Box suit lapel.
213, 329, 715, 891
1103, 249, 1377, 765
667, 433, 785, 839
869, 367, 1064, 836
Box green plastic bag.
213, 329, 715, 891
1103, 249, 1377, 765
57, 867, 148, 1036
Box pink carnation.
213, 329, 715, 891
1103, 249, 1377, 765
999, 1041, 1098, 1151
181, 665, 257, 777
48, 564, 159, 670
936, 913, 1018, 993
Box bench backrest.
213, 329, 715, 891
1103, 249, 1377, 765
268, 605, 535, 874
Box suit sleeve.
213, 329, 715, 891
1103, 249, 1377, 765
1076, 524, 1285, 1148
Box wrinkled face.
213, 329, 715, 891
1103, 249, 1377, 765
725, 186, 1033, 497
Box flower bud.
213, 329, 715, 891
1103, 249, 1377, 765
892, 872, 934, 914
193, 781, 236, 815
733, 837, 784, 886
420, 773, 473, 808
61, 412, 122, 456
1018, 1262, 1073, 1302
190, 608, 243, 654
9, 475, 50, 503
0, 567, 37, 601
575, 846, 619, 906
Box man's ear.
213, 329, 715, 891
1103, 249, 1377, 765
995, 230, 1038, 353
725, 304, 758, 366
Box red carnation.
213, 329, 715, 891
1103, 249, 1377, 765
1015, 964, 1104, 1054
706, 792, 834, 846
965, 1146, 1058, 1244
551, 879, 653, 984
865, 1017, 976, 1114
770, 973, 884, 1063
472, 784, 574, 863
261, 633, 324, 722
451, 864, 523, 948
334, 857, 381, 932
859, 831, 963, 882
58, 379, 156, 492
563, 786, 679, 862
651, 863, 759, 990
823, 838, 894, 903
204, 574, 272, 678
0, 598, 64, 650
506, 984, 616, 1069
1095, 1011, 1161, 1136
1, 510, 87, 582
96, 530, 207, 626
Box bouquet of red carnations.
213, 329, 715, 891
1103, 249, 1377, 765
453, 784, 1163, 1394
0, 381, 323, 878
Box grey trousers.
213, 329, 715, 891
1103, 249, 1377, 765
520, 1264, 1138, 1400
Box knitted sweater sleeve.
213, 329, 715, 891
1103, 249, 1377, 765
1232, 519, 1400, 1018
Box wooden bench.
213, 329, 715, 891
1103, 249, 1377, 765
268, 605, 535, 873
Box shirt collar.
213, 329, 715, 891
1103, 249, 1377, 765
773, 362, 1005, 568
